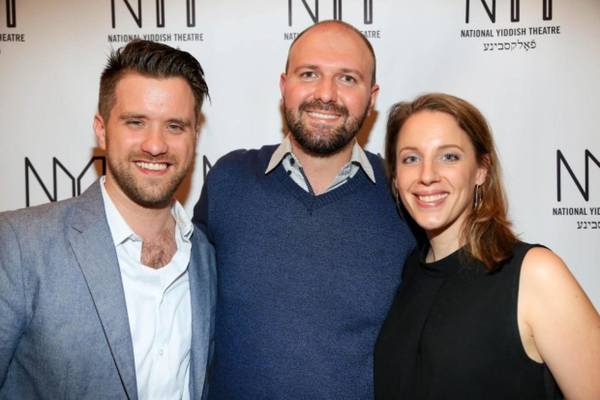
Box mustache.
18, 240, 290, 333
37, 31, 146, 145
299, 100, 348, 116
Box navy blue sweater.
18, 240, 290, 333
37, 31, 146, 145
194, 145, 414, 399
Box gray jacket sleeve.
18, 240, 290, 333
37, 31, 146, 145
0, 216, 27, 387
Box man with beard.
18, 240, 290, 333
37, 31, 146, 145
193, 21, 414, 399
0, 40, 215, 399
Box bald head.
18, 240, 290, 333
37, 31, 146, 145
279, 20, 380, 157
285, 20, 377, 86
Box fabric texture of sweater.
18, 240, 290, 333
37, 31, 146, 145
193, 145, 415, 400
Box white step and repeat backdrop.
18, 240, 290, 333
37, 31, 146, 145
1, 0, 599, 306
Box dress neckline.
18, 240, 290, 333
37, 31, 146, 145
419, 245, 465, 277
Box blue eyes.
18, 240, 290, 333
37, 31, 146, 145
400, 152, 461, 164
124, 120, 185, 133
401, 155, 419, 164
298, 71, 358, 84
299, 71, 317, 79
126, 119, 143, 127
168, 124, 184, 131
441, 153, 460, 161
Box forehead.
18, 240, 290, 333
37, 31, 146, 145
288, 25, 373, 75
398, 111, 472, 147
112, 73, 196, 113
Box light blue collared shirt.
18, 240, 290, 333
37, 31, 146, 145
265, 136, 376, 194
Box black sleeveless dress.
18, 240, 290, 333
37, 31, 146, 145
374, 242, 563, 399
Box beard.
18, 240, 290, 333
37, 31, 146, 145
105, 140, 193, 209
284, 99, 369, 157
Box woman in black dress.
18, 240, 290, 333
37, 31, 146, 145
374, 93, 600, 399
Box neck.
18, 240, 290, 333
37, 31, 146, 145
290, 137, 354, 195
104, 177, 175, 242
425, 228, 462, 263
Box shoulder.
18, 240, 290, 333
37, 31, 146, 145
363, 150, 385, 171
520, 245, 572, 288
0, 197, 76, 237
519, 245, 600, 397
363, 149, 383, 161
0, 181, 103, 242
211, 145, 278, 172
518, 242, 596, 339
205, 145, 278, 184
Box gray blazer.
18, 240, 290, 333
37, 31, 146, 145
0, 181, 216, 399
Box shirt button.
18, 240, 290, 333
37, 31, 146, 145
158, 349, 164, 356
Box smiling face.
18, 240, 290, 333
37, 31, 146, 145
94, 72, 197, 208
280, 23, 379, 156
395, 110, 488, 244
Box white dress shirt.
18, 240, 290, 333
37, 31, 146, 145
100, 178, 193, 400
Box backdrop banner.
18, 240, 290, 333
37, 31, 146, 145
1, 0, 599, 306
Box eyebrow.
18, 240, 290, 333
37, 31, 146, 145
339, 67, 364, 79
397, 144, 465, 152
293, 65, 365, 79
167, 118, 192, 127
119, 114, 193, 127
119, 113, 147, 120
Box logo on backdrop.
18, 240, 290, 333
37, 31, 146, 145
25, 157, 106, 207
460, 0, 560, 53
284, 0, 381, 41
107, 0, 204, 45
0, 0, 25, 56
553, 149, 600, 231
2, 0, 16, 27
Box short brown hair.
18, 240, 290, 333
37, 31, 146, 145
98, 39, 209, 123
384, 93, 517, 270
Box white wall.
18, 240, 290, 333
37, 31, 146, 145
1, 0, 599, 306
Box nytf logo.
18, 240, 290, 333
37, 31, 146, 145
25, 157, 105, 207
3, 0, 16, 28
556, 149, 599, 202
287, 0, 374, 27
465, 0, 553, 23
110, 0, 197, 29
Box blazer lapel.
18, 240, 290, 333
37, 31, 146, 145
188, 230, 216, 399
66, 181, 138, 400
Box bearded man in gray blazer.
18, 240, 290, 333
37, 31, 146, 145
0, 40, 215, 399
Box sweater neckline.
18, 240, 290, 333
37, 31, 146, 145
270, 161, 376, 211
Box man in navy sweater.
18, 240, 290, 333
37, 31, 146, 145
193, 20, 415, 399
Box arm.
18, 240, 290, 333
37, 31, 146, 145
518, 247, 600, 399
0, 217, 27, 387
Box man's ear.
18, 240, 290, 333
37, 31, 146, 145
279, 73, 287, 98
93, 113, 107, 150
368, 83, 380, 115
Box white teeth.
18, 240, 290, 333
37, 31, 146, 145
308, 111, 338, 119
418, 193, 447, 202
136, 161, 167, 171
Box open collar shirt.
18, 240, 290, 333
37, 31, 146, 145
100, 177, 193, 400
265, 135, 376, 194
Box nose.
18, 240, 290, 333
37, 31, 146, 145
419, 159, 439, 185
314, 77, 337, 103
141, 127, 168, 157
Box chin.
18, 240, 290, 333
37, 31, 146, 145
412, 216, 449, 234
